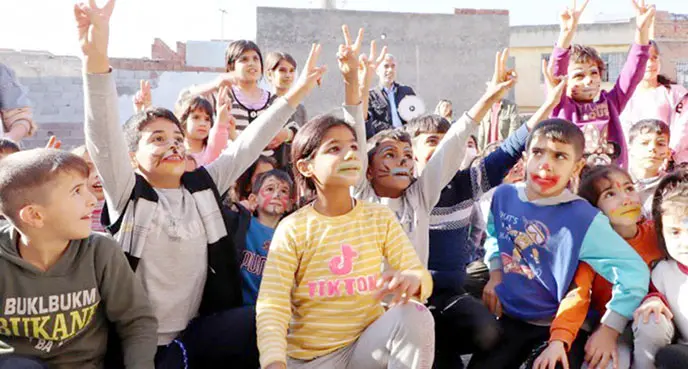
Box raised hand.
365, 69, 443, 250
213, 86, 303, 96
485, 48, 517, 103
74, 0, 115, 62
359, 40, 388, 89
283, 43, 327, 108
632, 0, 656, 44
45, 136, 62, 150
560, 0, 590, 34
337, 25, 364, 80
541, 58, 567, 108
133, 80, 152, 113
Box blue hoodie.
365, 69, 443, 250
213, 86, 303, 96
484, 183, 649, 332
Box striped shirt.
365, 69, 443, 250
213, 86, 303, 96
256, 200, 433, 367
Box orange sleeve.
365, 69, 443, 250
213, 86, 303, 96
549, 262, 595, 350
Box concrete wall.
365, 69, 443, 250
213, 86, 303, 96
257, 7, 510, 118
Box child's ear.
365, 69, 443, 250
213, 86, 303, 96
366, 165, 374, 181
265, 70, 274, 82
295, 159, 313, 179
129, 152, 139, 170
247, 194, 258, 211
573, 157, 587, 177
18, 205, 44, 229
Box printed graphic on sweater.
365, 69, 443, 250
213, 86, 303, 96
241, 240, 271, 276
498, 211, 551, 280
577, 102, 616, 165
0, 289, 100, 353
307, 244, 379, 298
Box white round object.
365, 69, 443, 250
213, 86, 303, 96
397, 95, 426, 122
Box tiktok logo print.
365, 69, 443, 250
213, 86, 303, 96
307, 244, 379, 298
498, 212, 551, 280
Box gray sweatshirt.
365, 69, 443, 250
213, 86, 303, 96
346, 104, 475, 266
83, 72, 294, 343
0, 224, 157, 368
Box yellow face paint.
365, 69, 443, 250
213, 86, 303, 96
609, 204, 642, 220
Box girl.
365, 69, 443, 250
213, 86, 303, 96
71, 145, 106, 232
532, 165, 663, 369
434, 99, 453, 122
177, 92, 235, 168
632, 169, 688, 369
256, 26, 435, 369
265, 51, 307, 127
225, 41, 293, 166
621, 41, 688, 164
231, 155, 278, 211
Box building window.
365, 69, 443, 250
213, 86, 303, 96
600, 52, 627, 82
677, 61, 688, 89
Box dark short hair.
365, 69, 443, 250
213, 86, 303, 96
404, 114, 450, 138
235, 155, 278, 201
225, 40, 263, 73
570, 44, 605, 74
578, 165, 633, 207
252, 169, 294, 198
0, 138, 20, 156
651, 168, 688, 259
367, 128, 413, 162
628, 119, 671, 143
264, 51, 297, 72
123, 107, 185, 152
526, 119, 586, 159
0, 149, 89, 223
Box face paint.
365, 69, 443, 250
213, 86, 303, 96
530, 170, 561, 192
609, 204, 642, 220
259, 187, 289, 211
336, 160, 362, 176
389, 167, 411, 177
152, 147, 185, 166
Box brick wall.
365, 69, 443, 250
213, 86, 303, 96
0, 40, 223, 150
654, 11, 688, 84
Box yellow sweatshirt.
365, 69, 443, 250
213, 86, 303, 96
256, 200, 433, 368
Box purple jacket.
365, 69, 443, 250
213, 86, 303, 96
550, 44, 650, 167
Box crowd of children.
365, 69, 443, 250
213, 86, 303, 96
1, 0, 688, 368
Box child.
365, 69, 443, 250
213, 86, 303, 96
0, 149, 156, 369
469, 119, 650, 369
620, 40, 688, 163
265, 51, 307, 127
256, 31, 434, 366
71, 146, 106, 232
75, 0, 325, 366
177, 94, 236, 168
532, 165, 663, 369
355, 46, 517, 268
632, 169, 688, 369
225, 169, 294, 305
548, 0, 655, 167
434, 99, 453, 122
0, 138, 19, 159
628, 119, 672, 218
232, 155, 277, 211
416, 74, 567, 369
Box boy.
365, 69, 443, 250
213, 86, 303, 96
548, 0, 655, 167
0, 149, 156, 369
468, 119, 649, 369
627, 119, 671, 218
0, 138, 19, 160
76, 0, 324, 367
352, 48, 517, 267
225, 169, 294, 305
409, 76, 566, 368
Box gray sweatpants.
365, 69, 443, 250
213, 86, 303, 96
287, 302, 435, 369
632, 313, 675, 369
